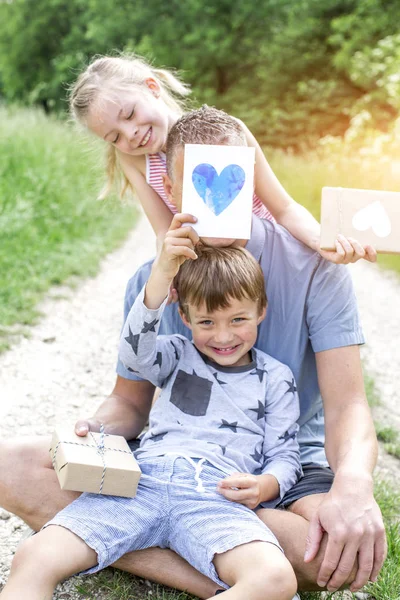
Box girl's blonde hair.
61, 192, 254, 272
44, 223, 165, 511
69, 54, 191, 198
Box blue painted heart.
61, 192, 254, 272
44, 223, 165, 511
192, 163, 245, 216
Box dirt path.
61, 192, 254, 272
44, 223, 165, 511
349, 260, 400, 484
0, 216, 398, 597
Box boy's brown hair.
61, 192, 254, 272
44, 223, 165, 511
173, 246, 267, 319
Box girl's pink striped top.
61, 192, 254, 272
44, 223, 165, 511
146, 152, 274, 221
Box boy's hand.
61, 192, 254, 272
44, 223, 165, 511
145, 214, 199, 309
154, 213, 199, 281
217, 473, 279, 509
318, 235, 377, 264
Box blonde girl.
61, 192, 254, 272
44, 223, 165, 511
70, 54, 375, 263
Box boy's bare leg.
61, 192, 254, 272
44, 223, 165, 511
211, 541, 297, 599
0, 525, 97, 600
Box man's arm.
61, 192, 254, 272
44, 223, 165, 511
75, 376, 155, 440
305, 345, 386, 593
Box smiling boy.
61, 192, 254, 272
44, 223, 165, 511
2, 227, 301, 600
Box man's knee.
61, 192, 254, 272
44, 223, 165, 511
0, 436, 77, 528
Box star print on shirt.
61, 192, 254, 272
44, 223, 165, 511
213, 373, 227, 385
250, 367, 268, 383
170, 340, 179, 360
250, 446, 263, 462
207, 441, 227, 455
141, 319, 159, 334
127, 366, 139, 373
153, 352, 162, 368
249, 400, 265, 420
278, 430, 297, 442
285, 378, 297, 394
149, 432, 167, 442
124, 326, 140, 355
219, 420, 238, 433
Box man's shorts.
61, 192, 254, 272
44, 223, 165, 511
277, 464, 334, 509
45, 455, 281, 589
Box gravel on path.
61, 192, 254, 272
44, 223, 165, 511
0, 217, 399, 598
349, 260, 400, 485
0, 214, 156, 597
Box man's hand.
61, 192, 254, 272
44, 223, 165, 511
217, 473, 279, 509
318, 235, 377, 264
304, 476, 387, 592
74, 378, 155, 440
74, 418, 103, 437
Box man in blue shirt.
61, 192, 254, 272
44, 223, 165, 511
0, 106, 385, 597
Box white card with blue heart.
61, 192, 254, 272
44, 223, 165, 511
181, 144, 255, 239
320, 187, 400, 254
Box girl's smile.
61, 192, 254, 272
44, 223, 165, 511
85, 83, 176, 156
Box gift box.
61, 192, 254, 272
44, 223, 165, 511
320, 186, 400, 254
50, 427, 141, 498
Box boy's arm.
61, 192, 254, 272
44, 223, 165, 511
260, 364, 302, 500
218, 364, 301, 508
119, 212, 199, 385
119, 285, 182, 387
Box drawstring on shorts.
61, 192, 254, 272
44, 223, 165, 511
164, 453, 207, 493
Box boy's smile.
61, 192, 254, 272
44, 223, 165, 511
180, 297, 266, 368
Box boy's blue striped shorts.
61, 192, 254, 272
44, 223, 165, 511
45, 455, 281, 588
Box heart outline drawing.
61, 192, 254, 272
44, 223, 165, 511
351, 201, 392, 238
192, 163, 246, 216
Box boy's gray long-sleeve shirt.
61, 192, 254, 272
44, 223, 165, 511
120, 286, 302, 504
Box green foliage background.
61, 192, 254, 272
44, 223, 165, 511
1, 0, 400, 148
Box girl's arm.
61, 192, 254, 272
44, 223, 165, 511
238, 119, 377, 264
117, 151, 174, 237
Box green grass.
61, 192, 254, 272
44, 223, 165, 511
375, 423, 400, 460
75, 570, 197, 599
364, 374, 381, 408
376, 424, 399, 444
365, 375, 400, 461
0, 106, 138, 349
267, 148, 400, 275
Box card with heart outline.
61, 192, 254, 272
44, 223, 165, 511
320, 187, 400, 254
182, 144, 255, 239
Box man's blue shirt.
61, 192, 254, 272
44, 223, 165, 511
117, 216, 364, 466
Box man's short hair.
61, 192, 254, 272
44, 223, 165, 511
173, 246, 267, 319
166, 105, 246, 176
